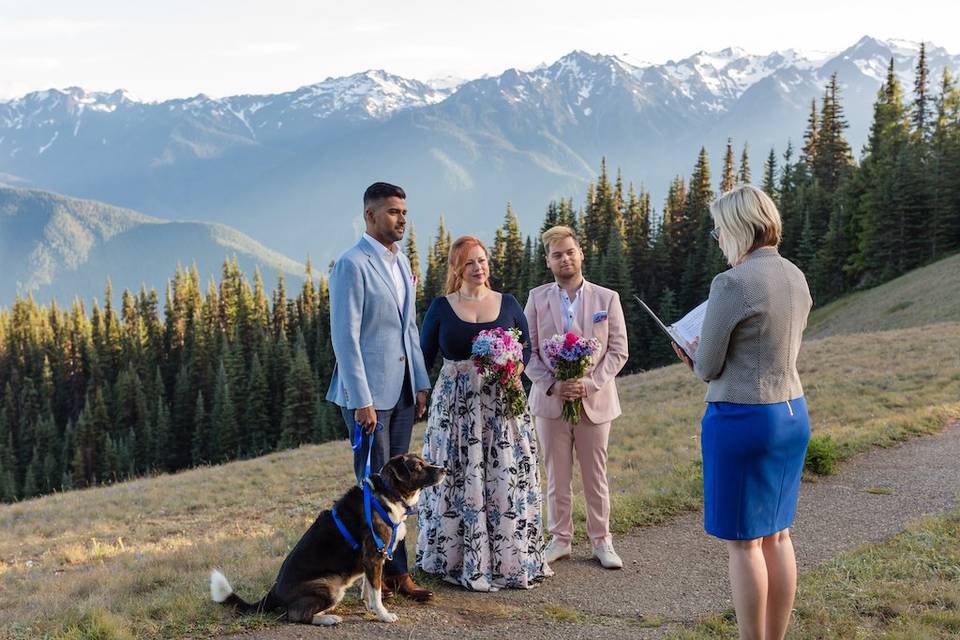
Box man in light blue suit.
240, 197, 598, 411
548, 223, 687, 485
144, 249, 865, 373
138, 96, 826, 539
326, 182, 433, 601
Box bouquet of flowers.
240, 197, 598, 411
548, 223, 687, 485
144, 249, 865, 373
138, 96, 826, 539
471, 327, 527, 418
541, 332, 601, 424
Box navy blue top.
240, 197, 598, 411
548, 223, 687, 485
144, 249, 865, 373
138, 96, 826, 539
420, 294, 532, 369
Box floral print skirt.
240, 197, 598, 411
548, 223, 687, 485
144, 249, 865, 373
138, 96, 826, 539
416, 359, 551, 591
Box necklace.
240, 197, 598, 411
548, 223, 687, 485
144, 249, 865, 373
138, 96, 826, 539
457, 289, 488, 301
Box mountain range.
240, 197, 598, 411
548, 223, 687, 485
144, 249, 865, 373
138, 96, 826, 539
0, 186, 306, 306
0, 35, 957, 297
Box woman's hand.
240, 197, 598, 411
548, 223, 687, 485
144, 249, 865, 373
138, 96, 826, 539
672, 342, 694, 370
515, 362, 525, 378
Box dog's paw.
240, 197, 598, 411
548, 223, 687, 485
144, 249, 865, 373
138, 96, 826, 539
312, 614, 343, 626
377, 611, 398, 623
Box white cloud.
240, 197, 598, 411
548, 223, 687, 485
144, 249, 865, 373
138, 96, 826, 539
217, 42, 303, 57
0, 18, 114, 40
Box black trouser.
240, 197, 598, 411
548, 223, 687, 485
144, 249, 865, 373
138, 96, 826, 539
340, 369, 414, 577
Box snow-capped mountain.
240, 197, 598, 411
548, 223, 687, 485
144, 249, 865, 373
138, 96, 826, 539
0, 36, 956, 268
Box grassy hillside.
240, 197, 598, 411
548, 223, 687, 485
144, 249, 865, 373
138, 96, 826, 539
806, 253, 960, 339
1, 318, 958, 639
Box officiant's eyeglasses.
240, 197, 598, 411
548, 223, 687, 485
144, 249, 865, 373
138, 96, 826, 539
710, 228, 720, 241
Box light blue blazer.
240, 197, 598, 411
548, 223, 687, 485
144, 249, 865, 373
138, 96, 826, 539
325, 238, 430, 410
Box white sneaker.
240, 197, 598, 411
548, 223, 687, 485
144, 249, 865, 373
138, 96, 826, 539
544, 538, 572, 563
592, 541, 623, 569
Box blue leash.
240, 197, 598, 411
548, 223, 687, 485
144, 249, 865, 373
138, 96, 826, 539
331, 421, 401, 559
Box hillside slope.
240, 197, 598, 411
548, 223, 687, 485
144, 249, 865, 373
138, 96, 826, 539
805, 253, 960, 339
0, 186, 307, 306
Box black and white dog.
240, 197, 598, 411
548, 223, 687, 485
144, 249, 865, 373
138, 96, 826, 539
210, 453, 445, 625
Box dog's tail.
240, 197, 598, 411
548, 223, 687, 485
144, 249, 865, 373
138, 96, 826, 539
209, 569, 277, 614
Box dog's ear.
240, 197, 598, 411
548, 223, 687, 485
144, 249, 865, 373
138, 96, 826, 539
386, 456, 411, 485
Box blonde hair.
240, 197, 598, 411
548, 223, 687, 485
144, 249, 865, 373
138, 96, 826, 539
710, 184, 782, 266
541, 225, 579, 254
445, 236, 490, 294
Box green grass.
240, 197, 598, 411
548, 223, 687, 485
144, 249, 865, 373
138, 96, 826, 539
0, 319, 958, 638
668, 506, 960, 639
806, 253, 960, 339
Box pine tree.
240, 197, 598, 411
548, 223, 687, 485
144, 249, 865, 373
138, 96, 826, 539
422, 217, 451, 310
72, 388, 109, 487
930, 68, 960, 257
171, 363, 194, 469
0, 412, 18, 501
649, 288, 680, 365
210, 360, 239, 462
244, 352, 271, 455
762, 147, 778, 204
857, 58, 911, 283
404, 223, 423, 312
190, 391, 208, 465
491, 204, 525, 295
624, 183, 651, 299
153, 394, 171, 472
721, 138, 736, 193
684, 147, 719, 305
280, 341, 316, 448
518, 236, 534, 304
738, 142, 751, 184
814, 73, 853, 194
311, 393, 334, 443
598, 224, 639, 372
910, 42, 931, 140
779, 143, 804, 260
59, 420, 75, 492
802, 99, 819, 167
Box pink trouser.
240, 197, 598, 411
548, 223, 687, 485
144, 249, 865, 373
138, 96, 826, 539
535, 414, 612, 546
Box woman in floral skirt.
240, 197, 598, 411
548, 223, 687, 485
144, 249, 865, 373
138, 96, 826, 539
416, 235, 550, 591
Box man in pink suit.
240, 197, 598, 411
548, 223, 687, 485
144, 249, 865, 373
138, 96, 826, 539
524, 225, 629, 569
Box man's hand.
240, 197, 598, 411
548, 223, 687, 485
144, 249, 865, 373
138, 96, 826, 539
354, 405, 378, 433
557, 379, 586, 401
416, 391, 428, 418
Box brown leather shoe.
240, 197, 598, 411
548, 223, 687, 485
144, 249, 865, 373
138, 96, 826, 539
380, 583, 394, 599
385, 573, 433, 602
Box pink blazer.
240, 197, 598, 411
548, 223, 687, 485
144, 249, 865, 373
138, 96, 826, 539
523, 280, 628, 423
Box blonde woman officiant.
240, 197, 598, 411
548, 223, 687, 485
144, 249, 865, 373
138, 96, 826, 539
674, 184, 812, 640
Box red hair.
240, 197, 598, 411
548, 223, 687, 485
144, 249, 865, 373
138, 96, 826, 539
445, 236, 490, 294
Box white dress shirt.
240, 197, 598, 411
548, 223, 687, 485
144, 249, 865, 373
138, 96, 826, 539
557, 281, 584, 332
363, 233, 407, 310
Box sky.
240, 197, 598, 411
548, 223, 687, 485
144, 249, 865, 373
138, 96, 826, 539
1, 0, 958, 102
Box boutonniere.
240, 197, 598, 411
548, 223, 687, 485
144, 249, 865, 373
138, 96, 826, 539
411, 273, 418, 287
593, 310, 608, 323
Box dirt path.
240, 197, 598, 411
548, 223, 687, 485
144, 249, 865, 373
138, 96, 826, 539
223, 421, 960, 639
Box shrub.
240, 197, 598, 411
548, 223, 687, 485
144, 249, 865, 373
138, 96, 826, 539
805, 434, 840, 475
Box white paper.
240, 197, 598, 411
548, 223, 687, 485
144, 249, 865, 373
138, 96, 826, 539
670, 301, 707, 347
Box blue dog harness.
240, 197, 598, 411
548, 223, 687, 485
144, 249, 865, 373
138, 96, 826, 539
330, 422, 404, 560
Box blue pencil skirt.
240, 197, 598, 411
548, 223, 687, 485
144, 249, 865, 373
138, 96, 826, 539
701, 397, 810, 540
